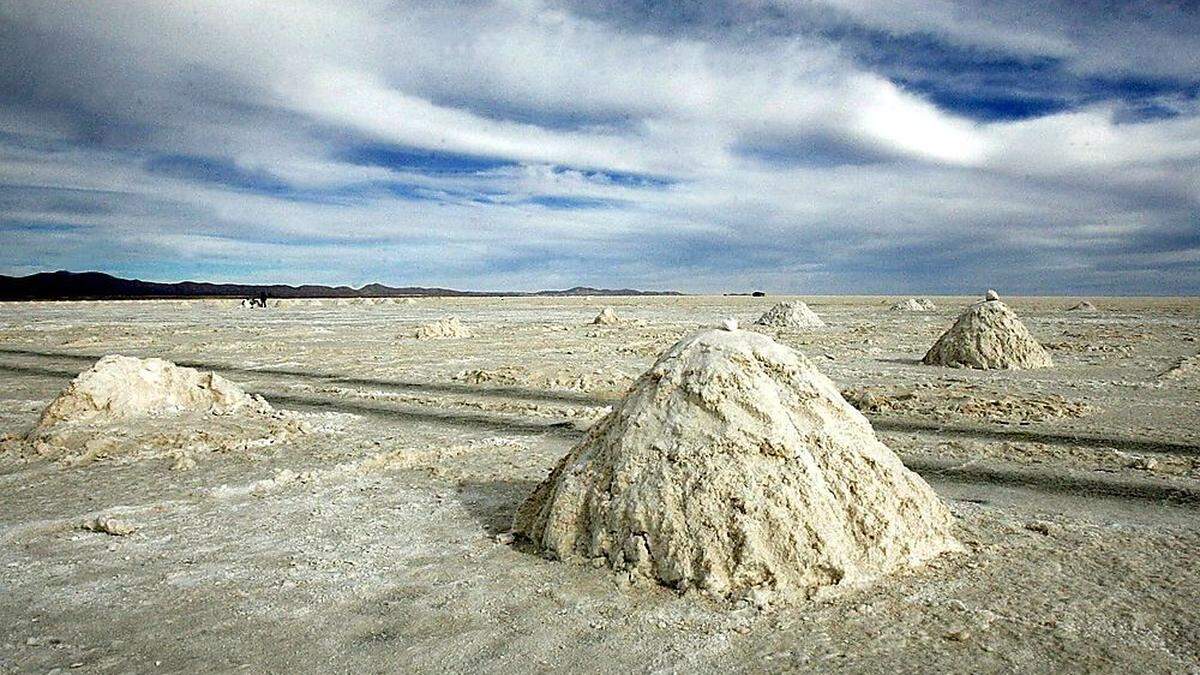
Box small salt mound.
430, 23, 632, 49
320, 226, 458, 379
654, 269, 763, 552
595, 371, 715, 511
592, 307, 621, 325
514, 328, 959, 601
413, 317, 471, 339
1159, 354, 1200, 383
754, 301, 824, 329
922, 294, 1052, 370
18, 355, 305, 467
1067, 301, 1098, 312
82, 515, 137, 536
36, 355, 266, 429
890, 298, 936, 312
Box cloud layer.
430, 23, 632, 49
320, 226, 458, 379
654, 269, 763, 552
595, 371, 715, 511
1, 0, 1197, 293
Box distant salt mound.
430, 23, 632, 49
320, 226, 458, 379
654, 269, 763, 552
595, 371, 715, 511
514, 328, 960, 601
592, 307, 621, 326
922, 294, 1053, 370
1159, 354, 1200, 384
890, 298, 936, 312
1067, 301, 1098, 312
754, 301, 825, 329
16, 355, 306, 467
413, 317, 471, 339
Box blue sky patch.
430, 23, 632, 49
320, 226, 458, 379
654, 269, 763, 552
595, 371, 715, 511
339, 143, 515, 174
144, 155, 292, 195
524, 195, 617, 209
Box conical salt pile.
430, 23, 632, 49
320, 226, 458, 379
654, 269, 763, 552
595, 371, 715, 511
36, 355, 266, 430
592, 307, 621, 325
1067, 301, 1097, 312
514, 327, 959, 600
922, 293, 1052, 369
754, 301, 824, 328
890, 298, 936, 312
413, 317, 471, 339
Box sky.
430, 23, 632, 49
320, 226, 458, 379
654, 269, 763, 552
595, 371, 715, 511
1, 0, 1198, 294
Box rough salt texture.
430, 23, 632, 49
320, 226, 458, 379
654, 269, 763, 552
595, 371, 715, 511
754, 301, 825, 329
890, 298, 936, 312
36, 355, 266, 429
922, 299, 1053, 370
1159, 354, 1200, 384
514, 329, 960, 600
413, 317, 471, 339
593, 307, 621, 325
82, 515, 137, 536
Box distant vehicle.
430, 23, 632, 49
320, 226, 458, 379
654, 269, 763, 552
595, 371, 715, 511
752, 291, 766, 297
240, 293, 268, 308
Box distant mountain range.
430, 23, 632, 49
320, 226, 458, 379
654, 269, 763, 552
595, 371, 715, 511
0, 271, 683, 300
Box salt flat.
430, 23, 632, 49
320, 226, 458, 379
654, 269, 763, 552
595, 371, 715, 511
0, 295, 1197, 672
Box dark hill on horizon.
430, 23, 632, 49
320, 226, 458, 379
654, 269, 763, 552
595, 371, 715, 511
0, 271, 683, 300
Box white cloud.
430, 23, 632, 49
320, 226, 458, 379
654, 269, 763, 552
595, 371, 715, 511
0, 0, 1196, 293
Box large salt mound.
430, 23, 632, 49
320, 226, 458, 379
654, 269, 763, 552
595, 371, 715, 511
37, 355, 266, 429
754, 301, 825, 329
922, 295, 1052, 370
1067, 301, 1098, 312
514, 328, 959, 600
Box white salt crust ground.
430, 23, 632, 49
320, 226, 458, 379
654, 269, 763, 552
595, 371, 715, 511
0, 295, 1197, 672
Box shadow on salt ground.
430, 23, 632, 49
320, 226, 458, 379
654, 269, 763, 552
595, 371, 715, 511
455, 478, 541, 538
267, 391, 583, 438
874, 357, 924, 365
0, 361, 79, 380
873, 418, 1200, 457
0, 359, 584, 438
0, 347, 609, 406
909, 456, 1200, 506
